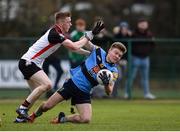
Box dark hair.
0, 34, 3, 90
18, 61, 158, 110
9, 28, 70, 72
110, 42, 127, 54
55, 11, 71, 22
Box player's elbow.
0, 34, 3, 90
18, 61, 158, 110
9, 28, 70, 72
105, 85, 113, 95
109, 87, 114, 95
107, 89, 113, 95
109, 89, 113, 94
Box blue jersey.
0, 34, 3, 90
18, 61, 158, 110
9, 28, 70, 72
70, 47, 119, 93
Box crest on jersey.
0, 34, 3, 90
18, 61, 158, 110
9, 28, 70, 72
58, 33, 65, 39
92, 65, 100, 74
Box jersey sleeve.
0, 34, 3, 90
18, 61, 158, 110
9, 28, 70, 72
48, 28, 66, 44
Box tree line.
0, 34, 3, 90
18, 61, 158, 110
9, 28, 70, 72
0, 0, 180, 37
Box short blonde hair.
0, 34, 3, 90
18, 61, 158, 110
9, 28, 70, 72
55, 11, 71, 22
110, 42, 127, 54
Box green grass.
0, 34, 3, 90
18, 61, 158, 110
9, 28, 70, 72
1, 88, 180, 99
0, 99, 180, 131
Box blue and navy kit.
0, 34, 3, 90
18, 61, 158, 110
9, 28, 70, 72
70, 46, 119, 93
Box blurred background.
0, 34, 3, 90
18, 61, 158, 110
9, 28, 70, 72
0, 0, 180, 99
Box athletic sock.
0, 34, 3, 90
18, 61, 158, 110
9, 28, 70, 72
20, 100, 30, 109
34, 105, 44, 117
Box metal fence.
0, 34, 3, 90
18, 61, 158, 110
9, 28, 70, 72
0, 37, 180, 98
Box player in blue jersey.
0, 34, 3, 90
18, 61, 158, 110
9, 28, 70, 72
14, 11, 104, 123
29, 41, 127, 124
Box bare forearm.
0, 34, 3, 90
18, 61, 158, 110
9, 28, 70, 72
62, 38, 89, 51
73, 48, 90, 56
104, 83, 114, 95
73, 37, 89, 49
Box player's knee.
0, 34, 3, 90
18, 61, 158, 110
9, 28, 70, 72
46, 81, 52, 90
42, 81, 52, 91
80, 116, 91, 123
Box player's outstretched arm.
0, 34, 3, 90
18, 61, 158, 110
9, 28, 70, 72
62, 20, 104, 51
83, 40, 97, 52
98, 71, 114, 95
104, 82, 114, 96
72, 48, 90, 56
62, 38, 88, 50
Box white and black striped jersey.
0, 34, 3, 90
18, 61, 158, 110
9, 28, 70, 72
21, 25, 66, 68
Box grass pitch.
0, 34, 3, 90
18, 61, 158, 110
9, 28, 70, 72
0, 99, 180, 131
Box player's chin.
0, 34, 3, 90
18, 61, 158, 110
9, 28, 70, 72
66, 28, 70, 32
112, 59, 118, 64
65, 29, 69, 33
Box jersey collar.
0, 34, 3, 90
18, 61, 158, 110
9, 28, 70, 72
54, 24, 63, 34
105, 55, 115, 66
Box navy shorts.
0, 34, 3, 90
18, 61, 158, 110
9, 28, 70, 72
57, 79, 91, 105
18, 59, 41, 80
